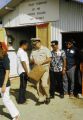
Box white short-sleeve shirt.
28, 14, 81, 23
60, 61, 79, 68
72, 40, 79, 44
17, 48, 30, 75
7, 46, 18, 78
30, 46, 51, 66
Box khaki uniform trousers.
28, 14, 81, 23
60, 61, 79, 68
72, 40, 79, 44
37, 66, 50, 102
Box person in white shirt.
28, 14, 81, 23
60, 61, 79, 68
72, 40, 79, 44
7, 35, 18, 79
17, 40, 30, 104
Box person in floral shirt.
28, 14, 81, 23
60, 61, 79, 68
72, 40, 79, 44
50, 41, 66, 99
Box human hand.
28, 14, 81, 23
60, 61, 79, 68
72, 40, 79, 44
62, 70, 66, 75
1, 84, 6, 93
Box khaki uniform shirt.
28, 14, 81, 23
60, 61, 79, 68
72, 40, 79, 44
30, 46, 51, 67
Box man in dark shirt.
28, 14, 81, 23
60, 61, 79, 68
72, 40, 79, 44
64, 39, 77, 97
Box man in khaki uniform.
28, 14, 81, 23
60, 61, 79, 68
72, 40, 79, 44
30, 38, 51, 105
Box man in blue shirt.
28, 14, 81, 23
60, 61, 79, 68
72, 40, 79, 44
64, 39, 77, 98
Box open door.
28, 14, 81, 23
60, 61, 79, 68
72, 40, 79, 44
36, 23, 51, 49
62, 32, 83, 50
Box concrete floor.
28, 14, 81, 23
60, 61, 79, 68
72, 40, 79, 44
0, 78, 83, 120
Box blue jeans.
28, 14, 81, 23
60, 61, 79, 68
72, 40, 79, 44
63, 66, 76, 94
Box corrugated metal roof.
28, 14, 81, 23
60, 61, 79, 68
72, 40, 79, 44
0, 0, 23, 17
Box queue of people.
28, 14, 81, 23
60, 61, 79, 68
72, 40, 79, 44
17, 38, 82, 101
0, 36, 82, 119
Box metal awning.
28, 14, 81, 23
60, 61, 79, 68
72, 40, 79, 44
0, 0, 23, 17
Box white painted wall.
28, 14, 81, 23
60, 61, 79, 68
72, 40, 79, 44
3, 6, 20, 27
3, 0, 59, 27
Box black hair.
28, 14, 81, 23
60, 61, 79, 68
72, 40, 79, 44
67, 39, 74, 44
20, 40, 28, 46
51, 40, 58, 45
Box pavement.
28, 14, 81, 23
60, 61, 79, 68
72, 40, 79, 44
0, 78, 83, 120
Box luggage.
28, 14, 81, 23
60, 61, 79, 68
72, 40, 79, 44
28, 65, 46, 82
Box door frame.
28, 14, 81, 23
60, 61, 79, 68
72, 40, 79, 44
36, 23, 51, 49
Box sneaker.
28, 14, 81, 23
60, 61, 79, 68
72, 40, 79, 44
60, 94, 64, 99
36, 96, 46, 106
50, 95, 55, 99
45, 98, 50, 105
36, 101, 45, 106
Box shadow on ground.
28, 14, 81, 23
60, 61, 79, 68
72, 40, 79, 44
10, 88, 38, 103
70, 98, 83, 108
0, 105, 11, 119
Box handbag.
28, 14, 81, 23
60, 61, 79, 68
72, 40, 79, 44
28, 65, 46, 81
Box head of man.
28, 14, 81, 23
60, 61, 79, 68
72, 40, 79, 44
51, 41, 59, 51
31, 38, 41, 49
66, 39, 74, 49
7, 35, 14, 47
20, 40, 28, 51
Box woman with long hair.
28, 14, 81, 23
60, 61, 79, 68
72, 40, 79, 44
0, 42, 20, 120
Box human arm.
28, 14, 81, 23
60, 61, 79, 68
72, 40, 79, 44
62, 58, 66, 74
30, 52, 36, 65
2, 70, 10, 93
1, 55, 10, 93
41, 48, 52, 65
19, 51, 29, 76
41, 57, 52, 65
21, 61, 29, 75
62, 51, 67, 74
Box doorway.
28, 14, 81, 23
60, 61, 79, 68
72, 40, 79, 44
6, 26, 36, 50
62, 32, 83, 50
36, 23, 51, 48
